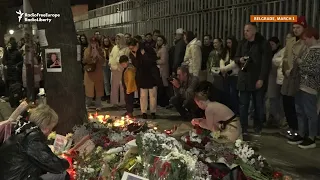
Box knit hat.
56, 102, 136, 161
294, 16, 307, 28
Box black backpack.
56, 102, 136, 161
9, 83, 23, 108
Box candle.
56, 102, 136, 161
88, 114, 94, 120
97, 115, 104, 123
153, 127, 158, 130
105, 115, 110, 119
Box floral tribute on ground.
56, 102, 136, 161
47, 114, 291, 180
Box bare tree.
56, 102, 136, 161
29, 0, 87, 134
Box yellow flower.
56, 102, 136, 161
211, 131, 221, 139
48, 131, 56, 140
96, 146, 103, 153
66, 133, 73, 139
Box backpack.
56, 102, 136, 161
9, 83, 23, 108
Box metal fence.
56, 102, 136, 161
75, 0, 320, 45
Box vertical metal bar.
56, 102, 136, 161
266, 2, 271, 39
215, 11, 218, 38
297, 0, 303, 15
305, 0, 310, 22
312, 0, 319, 29
236, 8, 241, 40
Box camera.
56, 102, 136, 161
241, 56, 251, 72
167, 75, 176, 82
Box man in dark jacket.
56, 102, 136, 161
200, 35, 213, 81
172, 28, 186, 75
128, 38, 161, 119
235, 23, 272, 135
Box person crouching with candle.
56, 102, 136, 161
0, 104, 70, 180
191, 81, 242, 144
119, 55, 137, 118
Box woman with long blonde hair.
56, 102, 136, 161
83, 37, 105, 111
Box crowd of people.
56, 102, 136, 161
78, 16, 320, 149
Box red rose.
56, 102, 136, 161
273, 171, 283, 179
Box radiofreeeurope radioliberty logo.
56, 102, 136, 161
16, 10, 60, 23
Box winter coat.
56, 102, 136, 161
298, 44, 320, 95
267, 48, 284, 98
109, 34, 131, 71
220, 51, 240, 76
103, 45, 113, 66
122, 64, 137, 94
183, 38, 202, 76
0, 119, 69, 180
281, 37, 307, 96
4, 47, 23, 83
234, 33, 272, 91
156, 45, 170, 86
83, 47, 105, 97
201, 44, 213, 70
172, 38, 186, 74
207, 50, 223, 90
129, 47, 161, 89
272, 48, 285, 85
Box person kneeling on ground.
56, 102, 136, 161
191, 81, 242, 144
120, 55, 137, 118
169, 65, 200, 120
0, 104, 70, 180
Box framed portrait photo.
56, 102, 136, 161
45, 48, 62, 72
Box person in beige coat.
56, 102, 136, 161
281, 16, 308, 142
83, 37, 105, 111
109, 33, 131, 106
156, 35, 170, 107
182, 31, 202, 77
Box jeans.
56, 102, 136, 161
295, 90, 318, 138
125, 92, 134, 114
283, 95, 298, 131
86, 96, 102, 108
239, 89, 265, 133
103, 65, 111, 96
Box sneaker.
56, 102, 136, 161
287, 134, 303, 145
298, 138, 316, 149
142, 113, 148, 119
151, 113, 156, 119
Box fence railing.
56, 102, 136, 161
75, 0, 320, 45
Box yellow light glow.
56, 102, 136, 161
97, 115, 104, 123
113, 120, 125, 127
88, 114, 94, 120
105, 115, 110, 119
121, 117, 125, 120
153, 127, 158, 130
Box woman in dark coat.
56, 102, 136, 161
128, 38, 161, 119
0, 104, 69, 180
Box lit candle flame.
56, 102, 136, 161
105, 115, 110, 119
97, 115, 104, 123
121, 117, 125, 120
88, 113, 93, 120
153, 127, 158, 130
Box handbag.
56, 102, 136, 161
84, 63, 96, 72
84, 56, 97, 72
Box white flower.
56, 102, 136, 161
258, 155, 265, 161
235, 139, 242, 147
260, 162, 264, 167
205, 157, 213, 163
249, 158, 256, 165
136, 156, 142, 163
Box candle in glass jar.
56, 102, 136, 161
88, 114, 94, 121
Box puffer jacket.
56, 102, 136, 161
109, 33, 130, 71
272, 48, 285, 85
183, 38, 202, 76
0, 119, 69, 180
